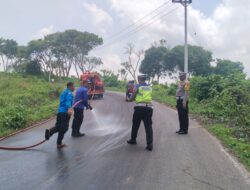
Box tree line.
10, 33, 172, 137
0, 30, 103, 79
1, 31, 245, 83
140, 42, 245, 82
117, 41, 245, 83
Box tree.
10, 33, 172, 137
118, 68, 128, 81
140, 46, 169, 82
213, 59, 244, 76
121, 43, 143, 82
25, 60, 42, 75
48, 30, 103, 78
77, 57, 103, 73
12, 46, 29, 73
0, 38, 18, 72
163, 45, 213, 76
100, 69, 119, 87
100, 69, 113, 77
27, 38, 54, 75
26, 30, 103, 79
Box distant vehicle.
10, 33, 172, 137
80, 71, 105, 99
126, 80, 135, 101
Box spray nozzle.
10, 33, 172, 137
87, 104, 93, 110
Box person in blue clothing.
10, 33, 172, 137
45, 82, 75, 149
71, 80, 90, 137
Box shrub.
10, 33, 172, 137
190, 73, 250, 141
167, 83, 177, 96
0, 105, 27, 129
103, 74, 119, 87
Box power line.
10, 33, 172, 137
105, 0, 172, 42
95, 5, 178, 51
94, 5, 180, 51
103, 3, 174, 45
118, 5, 179, 42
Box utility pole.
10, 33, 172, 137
172, 0, 192, 73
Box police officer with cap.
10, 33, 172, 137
176, 72, 190, 135
127, 74, 154, 151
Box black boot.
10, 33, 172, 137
78, 132, 85, 137
127, 139, 137, 145
45, 129, 50, 140
176, 130, 182, 134
178, 131, 188, 135
72, 132, 85, 137
146, 144, 153, 151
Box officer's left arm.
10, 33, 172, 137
183, 82, 190, 108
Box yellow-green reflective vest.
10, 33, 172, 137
135, 85, 152, 103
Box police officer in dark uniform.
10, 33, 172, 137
176, 72, 190, 135
127, 75, 154, 151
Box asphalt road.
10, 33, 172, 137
0, 92, 249, 190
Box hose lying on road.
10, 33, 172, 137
0, 139, 47, 151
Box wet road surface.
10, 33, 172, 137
0, 92, 249, 190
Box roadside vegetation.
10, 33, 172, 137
0, 73, 64, 137
0, 30, 104, 137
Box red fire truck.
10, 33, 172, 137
80, 71, 105, 99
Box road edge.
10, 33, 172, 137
0, 117, 55, 141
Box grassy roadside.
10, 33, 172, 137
107, 85, 250, 171
0, 73, 64, 137
106, 86, 125, 93
208, 124, 250, 170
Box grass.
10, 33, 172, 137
208, 124, 250, 170
105, 86, 125, 93
0, 73, 64, 137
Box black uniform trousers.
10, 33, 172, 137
177, 99, 189, 132
72, 108, 84, 135
131, 106, 153, 145
49, 113, 70, 145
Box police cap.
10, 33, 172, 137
179, 72, 187, 77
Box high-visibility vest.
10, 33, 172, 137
135, 85, 152, 103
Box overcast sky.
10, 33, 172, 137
0, 0, 249, 76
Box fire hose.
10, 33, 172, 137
0, 97, 93, 151
0, 140, 47, 151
